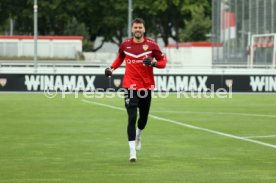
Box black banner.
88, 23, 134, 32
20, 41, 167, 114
0, 74, 276, 92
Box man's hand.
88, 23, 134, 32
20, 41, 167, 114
143, 57, 156, 67
105, 67, 113, 77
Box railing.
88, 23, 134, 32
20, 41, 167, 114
0, 60, 276, 69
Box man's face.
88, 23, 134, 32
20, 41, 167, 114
132, 23, 145, 39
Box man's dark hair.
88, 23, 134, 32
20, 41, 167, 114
131, 18, 145, 27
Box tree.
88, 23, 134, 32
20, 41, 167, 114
0, 0, 33, 35
93, 0, 128, 50
133, 0, 211, 46
65, 0, 128, 51
0, 0, 11, 33
179, 5, 211, 41
64, 17, 92, 51
0, 0, 212, 50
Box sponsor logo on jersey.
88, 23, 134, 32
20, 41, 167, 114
126, 59, 143, 64
142, 44, 149, 51
0, 78, 7, 87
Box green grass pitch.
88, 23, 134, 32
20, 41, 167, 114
0, 93, 276, 183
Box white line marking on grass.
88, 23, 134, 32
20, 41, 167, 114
151, 110, 276, 118
81, 99, 276, 149
82, 99, 125, 111
243, 134, 276, 139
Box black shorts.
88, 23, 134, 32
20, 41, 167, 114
124, 89, 152, 108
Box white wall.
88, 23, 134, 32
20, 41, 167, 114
0, 36, 83, 59
164, 43, 212, 66
88, 39, 213, 66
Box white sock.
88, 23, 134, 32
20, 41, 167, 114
136, 128, 142, 139
128, 140, 136, 154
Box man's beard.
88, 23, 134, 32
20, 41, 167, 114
133, 31, 144, 39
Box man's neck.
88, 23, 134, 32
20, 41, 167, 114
133, 37, 144, 43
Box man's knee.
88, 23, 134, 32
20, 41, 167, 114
128, 115, 136, 124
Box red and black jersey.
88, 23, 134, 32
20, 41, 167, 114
111, 37, 167, 89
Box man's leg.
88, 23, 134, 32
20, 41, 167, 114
136, 90, 152, 151
125, 90, 139, 162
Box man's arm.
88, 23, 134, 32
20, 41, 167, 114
151, 46, 167, 68
154, 55, 167, 68
111, 56, 124, 69
105, 45, 125, 77
105, 56, 124, 77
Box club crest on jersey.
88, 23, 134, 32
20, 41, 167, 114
142, 44, 149, 51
